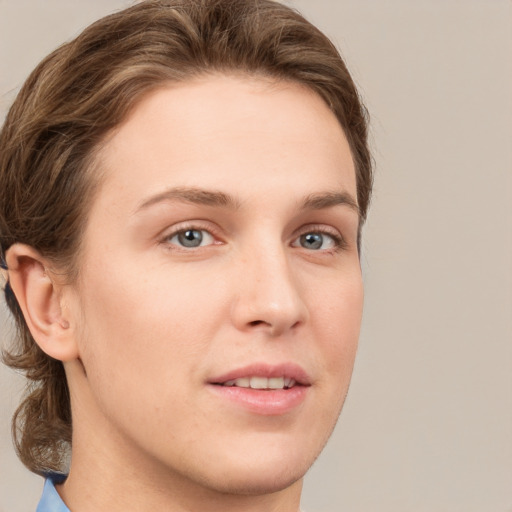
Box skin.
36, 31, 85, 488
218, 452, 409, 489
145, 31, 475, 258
7, 75, 363, 512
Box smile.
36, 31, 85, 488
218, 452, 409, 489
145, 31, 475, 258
220, 377, 296, 389
208, 363, 311, 415
209, 362, 311, 389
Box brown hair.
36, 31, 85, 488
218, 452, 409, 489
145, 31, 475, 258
0, 0, 372, 475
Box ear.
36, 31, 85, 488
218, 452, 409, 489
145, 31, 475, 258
5, 244, 79, 362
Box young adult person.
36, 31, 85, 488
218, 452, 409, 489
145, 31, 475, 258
0, 1, 372, 511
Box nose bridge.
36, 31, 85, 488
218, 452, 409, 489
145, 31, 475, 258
231, 236, 308, 336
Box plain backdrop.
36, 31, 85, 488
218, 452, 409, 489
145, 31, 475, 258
1, 1, 511, 511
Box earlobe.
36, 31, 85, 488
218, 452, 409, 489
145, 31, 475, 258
5, 244, 79, 362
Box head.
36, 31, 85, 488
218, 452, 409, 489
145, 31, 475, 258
0, 0, 372, 495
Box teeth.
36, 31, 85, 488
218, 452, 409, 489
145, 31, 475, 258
250, 376, 269, 389
222, 376, 294, 389
268, 377, 285, 389
284, 378, 296, 388
235, 377, 250, 388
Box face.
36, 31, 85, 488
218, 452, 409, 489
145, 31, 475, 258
66, 75, 363, 495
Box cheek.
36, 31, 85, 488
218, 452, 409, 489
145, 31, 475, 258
318, 273, 364, 380
73, 261, 226, 388
301, 273, 363, 448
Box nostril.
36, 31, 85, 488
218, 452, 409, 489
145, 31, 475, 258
249, 320, 266, 327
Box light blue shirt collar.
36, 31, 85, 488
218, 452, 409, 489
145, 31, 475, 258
36, 474, 70, 512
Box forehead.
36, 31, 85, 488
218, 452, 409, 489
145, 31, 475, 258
94, 74, 356, 212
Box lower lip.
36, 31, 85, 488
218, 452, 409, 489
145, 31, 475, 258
208, 385, 308, 415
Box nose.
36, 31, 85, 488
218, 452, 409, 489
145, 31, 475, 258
230, 245, 309, 337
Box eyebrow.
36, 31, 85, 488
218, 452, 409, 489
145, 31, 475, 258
299, 191, 360, 216
136, 187, 241, 212
135, 187, 359, 216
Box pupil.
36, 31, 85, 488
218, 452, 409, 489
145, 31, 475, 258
179, 229, 202, 247
302, 233, 322, 250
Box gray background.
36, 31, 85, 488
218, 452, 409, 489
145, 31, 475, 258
1, 1, 511, 511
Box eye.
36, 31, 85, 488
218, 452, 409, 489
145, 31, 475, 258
167, 228, 215, 248
292, 231, 340, 251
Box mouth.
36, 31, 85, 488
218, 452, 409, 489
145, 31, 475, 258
209, 362, 311, 389
207, 363, 311, 415
218, 376, 297, 390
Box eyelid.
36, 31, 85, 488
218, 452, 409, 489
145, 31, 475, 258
159, 220, 224, 247
157, 220, 348, 252
292, 224, 347, 250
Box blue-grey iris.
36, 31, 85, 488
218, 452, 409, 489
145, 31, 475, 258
300, 233, 323, 250
178, 229, 203, 248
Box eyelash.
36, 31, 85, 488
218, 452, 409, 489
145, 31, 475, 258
294, 224, 347, 253
160, 221, 222, 251
160, 222, 347, 253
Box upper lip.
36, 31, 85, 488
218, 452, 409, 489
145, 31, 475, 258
209, 362, 312, 386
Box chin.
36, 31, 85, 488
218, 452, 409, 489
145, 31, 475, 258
197, 463, 307, 496
184, 438, 320, 497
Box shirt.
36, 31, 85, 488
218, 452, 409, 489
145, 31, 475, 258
36, 474, 70, 512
